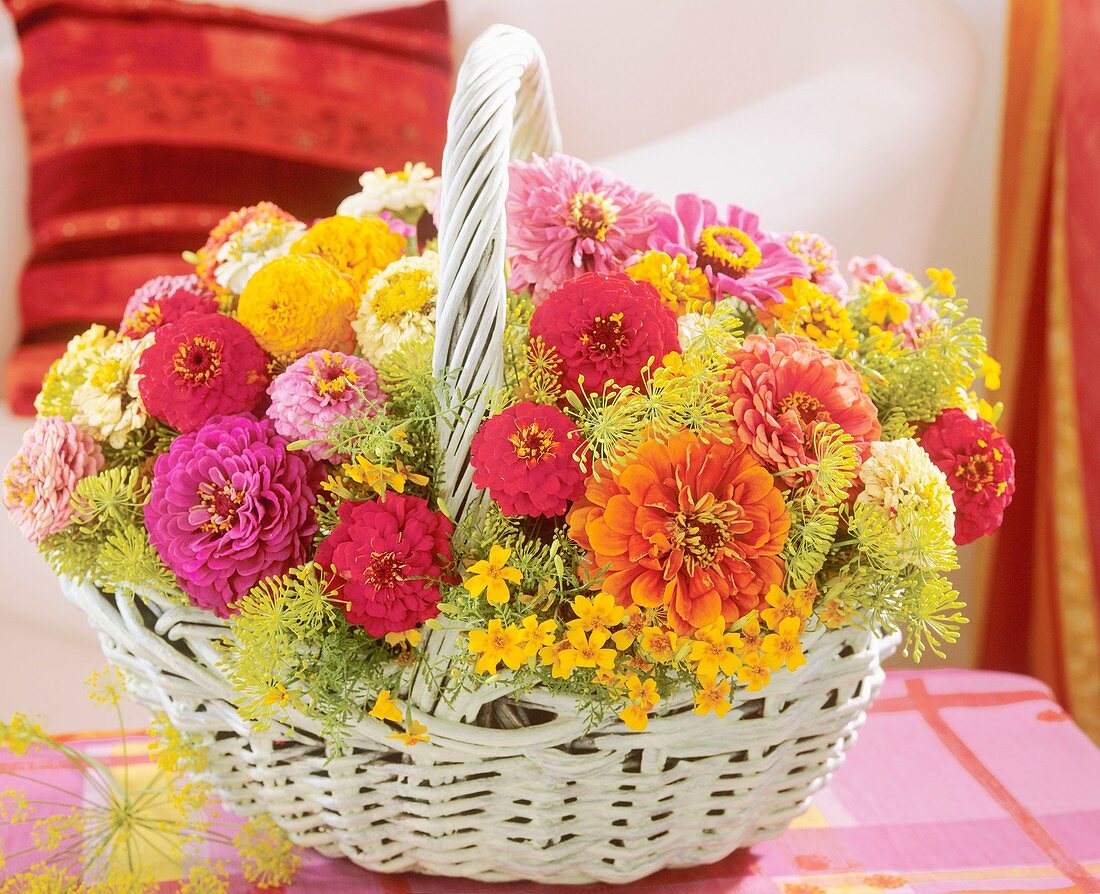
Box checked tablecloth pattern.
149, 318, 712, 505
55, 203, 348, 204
3, 669, 1099, 893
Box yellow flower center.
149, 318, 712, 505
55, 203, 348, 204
669, 501, 749, 571
625, 251, 710, 314
696, 226, 763, 278
89, 358, 124, 391
579, 312, 628, 357
173, 335, 223, 385
779, 391, 829, 432
370, 268, 434, 323
308, 352, 358, 398
197, 481, 245, 533
4, 463, 34, 507
569, 191, 618, 241
957, 453, 995, 492
785, 233, 834, 279
508, 422, 559, 464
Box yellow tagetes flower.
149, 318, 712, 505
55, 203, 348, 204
735, 612, 766, 654
689, 617, 743, 679
569, 592, 625, 635
538, 639, 573, 679
819, 597, 854, 630
694, 675, 733, 718
467, 620, 526, 675
640, 625, 678, 663
768, 278, 858, 353
760, 585, 813, 631
978, 352, 1001, 390
369, 690, 403, 724
865, 277, 911, 326
237, 254, 356, 360
557, 628, 617, 679
612, 605, 649, 650
625, 250, 711, 315
618, 674, 660, 731
387, 720, 430, 746
761, 616, 807, 673
737, 652, 771, 691
384, 627, 422, 648
341, 456, 428, 498
464, 545, 522, 605
291, 215, 405, 291
517, 615, 557, 657
926, 266, 956, 297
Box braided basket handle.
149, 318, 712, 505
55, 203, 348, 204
433, 26, 561, 518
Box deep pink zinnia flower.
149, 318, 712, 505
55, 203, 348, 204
137, 312, 270, 433
144, 414, 319, 616
649, 194, 808, 309
506, 153, 666, 303
726, 333, 881, 479
471, 402, 585, 517
919, 408, 1015, 545
315, 494, 454, 636
120, 274, 218, 338
529, 272, 680, 395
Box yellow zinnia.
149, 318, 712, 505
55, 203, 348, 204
291, 215, 405, 291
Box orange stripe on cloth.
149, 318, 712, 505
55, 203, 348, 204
871, 688, 1052, 714
905, 677, 1096, 889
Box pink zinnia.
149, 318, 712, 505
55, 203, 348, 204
266, 350, 386, 461
726, 333, 881, 479
316, 494, 454, 636
120, 274, 218, 338
144, 414, 318, 616
470, 402, 586, 517
137, 312, 270, 433
919, 408, 1015, 545
529, 272, 680, 395
649, 194, 807, 309
848, 255, 920, 296
784, 232, 848, 301
506, 153, 666, 303
4, 417, 104, 544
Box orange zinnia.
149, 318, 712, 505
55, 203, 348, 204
568, 430, 789, 635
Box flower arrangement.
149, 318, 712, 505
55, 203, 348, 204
5, 155, 1014, 750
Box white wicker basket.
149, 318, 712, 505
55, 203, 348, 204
62, 26, 898, 886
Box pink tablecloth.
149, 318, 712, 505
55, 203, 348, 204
4, 669, 1100, 892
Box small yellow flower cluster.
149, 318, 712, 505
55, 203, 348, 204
625, 250, 711, 315
766, 278, 858, 354
369, 689, 431, 747
323, 455, 429, 502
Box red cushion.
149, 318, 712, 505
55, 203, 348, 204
4, 0, 451, 414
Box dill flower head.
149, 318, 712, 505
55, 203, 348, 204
137, 312, 271, 433
63, 329, 151, 448
315, 493, 454, 636
649, 193, 808, 309
214, 216, 307, 295
506, 153, 666, 302
760, 278, 859, 353
528, 272, 680, 395
855, 437, 956, 568
195, 201, 296, 293
144, 414, 319, 616
290, 215, 406, 291
624, 250, 711, 315
4, 417, 104, 543
337, 161, 441, 217
726, 333, 880, 479
237, 254, 357, 361
784, 231, 848, 300
353, 251, 438, 365
266, 350, 386, 461
119, 274, 218, 338
919, 408, 1015, 545
470, 401, 586, 517
568, 429, 789, 634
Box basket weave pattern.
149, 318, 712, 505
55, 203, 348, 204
62, 25, 898, 886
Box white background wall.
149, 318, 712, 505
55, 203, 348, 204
0, 0, 1007, 729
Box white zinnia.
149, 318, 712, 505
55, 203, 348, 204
70, 333, 152, 448
338, 162, 440, 218
214, 217, 306, 295
353, 251, 439, 365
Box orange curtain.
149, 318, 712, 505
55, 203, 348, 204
980, 0, 1100, 741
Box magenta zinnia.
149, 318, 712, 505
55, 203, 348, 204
726, 333, 881, 478
3, 417, 104, 544
137, 312, 270, 433
315, 494, 454, 636
120, 274, 218, 338
144, 414, 318, 616
266, 350, 386, 461
529, 272, 680, 395
470, 402, 585, 517
649, 193, 807, 309
506, 153, 665, 303
919, 408, 1015, 545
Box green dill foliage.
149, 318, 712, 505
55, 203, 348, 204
103, 419, 178, 467
220, 564, 403, 753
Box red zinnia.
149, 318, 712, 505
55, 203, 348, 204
315, 494, 455, 636
529, 272, 680, 395
919, 408, 1015, 545
120, 275, 218, 338
470, 401, 585, 517
137, 312, 270, 433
